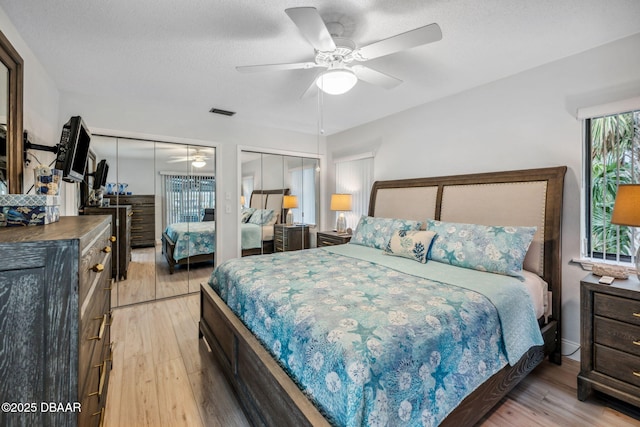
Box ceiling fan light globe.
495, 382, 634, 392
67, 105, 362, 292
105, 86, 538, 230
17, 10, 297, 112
192, 160, 206, 168
316, 68, 357, 95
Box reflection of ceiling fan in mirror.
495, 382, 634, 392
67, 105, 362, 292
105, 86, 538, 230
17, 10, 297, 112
167, 148, 212, 168
236, 7, 442, 96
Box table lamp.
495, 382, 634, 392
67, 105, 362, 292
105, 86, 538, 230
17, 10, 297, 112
611, 184, 640, 280
330, 193, 352, 234
283, 195, 298, 225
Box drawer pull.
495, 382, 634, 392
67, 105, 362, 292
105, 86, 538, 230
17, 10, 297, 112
109, 235, 117, 242
634, 340, 640, 346
634, 371, 640, 378
92, 407, 105, 427
92, 263, 105, 273
634, 313, 640, 318
88, 361, 107, 398
102, 246, 111, 253
128, 211, 134, 217
88, 314, 107, 341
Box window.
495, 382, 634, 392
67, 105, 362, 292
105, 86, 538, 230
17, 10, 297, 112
162, 173, 215, 225
585, 110, 640, 264
335, 155, 374, 230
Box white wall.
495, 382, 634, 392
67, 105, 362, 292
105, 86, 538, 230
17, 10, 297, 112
0, 6, 63, 210
326, 32, 640, 360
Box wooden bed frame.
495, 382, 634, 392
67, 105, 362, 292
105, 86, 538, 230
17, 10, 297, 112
199, 166, 566, 426
162, 188, 289, 273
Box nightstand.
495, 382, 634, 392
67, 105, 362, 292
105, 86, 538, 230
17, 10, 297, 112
577, 273, 640, 408
274, 224, 310, 252
317, 230, 352, 247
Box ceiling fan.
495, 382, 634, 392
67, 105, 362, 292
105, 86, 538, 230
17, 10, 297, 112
167, 148, 212, 168
236, 7, 442, 96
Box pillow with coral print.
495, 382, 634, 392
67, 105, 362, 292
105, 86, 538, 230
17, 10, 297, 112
427, 219, 536, 279
350, 215, 423, 250
384, 229, 437, 263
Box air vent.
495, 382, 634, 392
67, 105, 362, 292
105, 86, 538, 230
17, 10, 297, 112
209, 108, 236, 116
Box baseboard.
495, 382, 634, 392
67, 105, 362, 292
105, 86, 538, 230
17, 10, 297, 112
562, 339, 580, 362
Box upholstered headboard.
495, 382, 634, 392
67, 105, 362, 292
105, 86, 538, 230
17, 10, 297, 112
249, 189, 290, 224
369, 166, 566, 320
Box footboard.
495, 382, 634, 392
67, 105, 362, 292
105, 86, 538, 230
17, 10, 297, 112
199, 284, 330, 427
162, 231, 177, 274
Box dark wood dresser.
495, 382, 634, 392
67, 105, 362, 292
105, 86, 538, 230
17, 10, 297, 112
105, 195, 155, 247
317, 230, 352, 247
83, 205, 131, 280
274, 224, 310, 252
578, 273, 640, 408
0, 216, 113, 427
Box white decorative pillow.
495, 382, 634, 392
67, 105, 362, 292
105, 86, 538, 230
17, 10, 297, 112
384, 230, 437, 263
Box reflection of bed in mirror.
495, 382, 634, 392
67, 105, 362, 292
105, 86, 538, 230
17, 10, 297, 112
161, 188, 288, 273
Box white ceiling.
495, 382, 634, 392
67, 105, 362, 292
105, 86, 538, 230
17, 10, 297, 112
2, 0, 640, 135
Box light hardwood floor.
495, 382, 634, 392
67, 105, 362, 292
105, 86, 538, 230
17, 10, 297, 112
105, 294, 640, 427
113, 246, 212, 307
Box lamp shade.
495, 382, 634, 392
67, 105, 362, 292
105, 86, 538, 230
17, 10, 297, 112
191, 160, 206, 168
611, 184, 640, 226
316, 68, 357, 95
283, 195, 298, 209
330, 194, 352, 211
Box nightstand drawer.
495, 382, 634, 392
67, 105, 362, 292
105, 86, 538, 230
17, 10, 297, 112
594, 293, 640, 326
595, 344, 640, 387
595, 316, 640, 356
317, 231, 351, 247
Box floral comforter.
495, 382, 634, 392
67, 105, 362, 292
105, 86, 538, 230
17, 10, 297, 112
165, 221, 262, 261
209, 244, 542, 426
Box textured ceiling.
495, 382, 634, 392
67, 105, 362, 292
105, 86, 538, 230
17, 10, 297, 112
2, 0, 640, 135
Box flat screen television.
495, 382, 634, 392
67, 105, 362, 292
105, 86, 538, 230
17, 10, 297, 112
55, 116, 91, 183
93, 159, 109, 190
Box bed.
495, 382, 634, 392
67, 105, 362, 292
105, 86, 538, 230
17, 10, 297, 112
161, 189, 289, 273
199, 166, 566, 426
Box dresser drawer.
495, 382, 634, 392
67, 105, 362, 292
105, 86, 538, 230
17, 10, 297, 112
78, 287, 111, 395
79, 226, 112, 305
594, 293, 640, 326
79, 344, 110, 427
595, 344, 640, 387
594, 316, 640, 357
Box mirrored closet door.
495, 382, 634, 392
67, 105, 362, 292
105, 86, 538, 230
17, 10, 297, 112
89, 136, 216, 307
240, 150, 319, 255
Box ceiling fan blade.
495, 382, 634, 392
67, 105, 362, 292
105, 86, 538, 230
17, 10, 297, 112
285, 7, 336, 52
167, 158, 188, 163
352, 65, 402, 89
236, 62, 319, 73
356, 23, 442, 60
300, 74, 321, 99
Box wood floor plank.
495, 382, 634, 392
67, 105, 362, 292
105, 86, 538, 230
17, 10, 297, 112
155, 357, 204, 427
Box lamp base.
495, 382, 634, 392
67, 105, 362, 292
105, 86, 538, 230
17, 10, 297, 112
336, 213, 346, 234
286, 211, 294, 226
